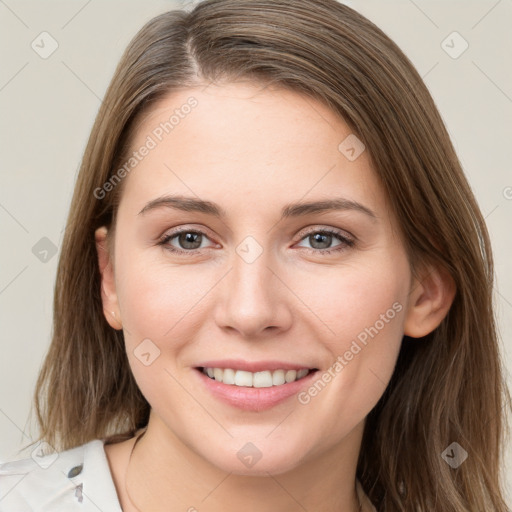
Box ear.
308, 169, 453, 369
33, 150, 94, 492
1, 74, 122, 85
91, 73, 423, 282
95, 226, 123, 330
403, 263, 456, 338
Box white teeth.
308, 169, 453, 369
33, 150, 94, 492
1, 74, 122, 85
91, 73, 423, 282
222, 368, 235, 385
285, 370, 297, 383
253, 371, 273, 388
297, 369, 309, 379
234, 370, 253, 387
272, 369, 285, 386
201, 367, 312, 387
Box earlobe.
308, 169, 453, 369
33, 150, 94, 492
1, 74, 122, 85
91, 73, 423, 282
403, 264, 456, 338
95, 226, 123, 330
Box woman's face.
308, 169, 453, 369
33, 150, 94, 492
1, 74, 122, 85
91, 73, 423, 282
98, 81, 420, 475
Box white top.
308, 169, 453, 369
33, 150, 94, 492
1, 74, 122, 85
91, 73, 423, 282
0, 439, 377, 511
0, 440, 122, 512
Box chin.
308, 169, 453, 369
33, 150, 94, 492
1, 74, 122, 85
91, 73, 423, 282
201, 440, 307, 477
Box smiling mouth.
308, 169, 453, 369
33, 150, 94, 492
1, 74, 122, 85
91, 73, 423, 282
197, 367, 318, 388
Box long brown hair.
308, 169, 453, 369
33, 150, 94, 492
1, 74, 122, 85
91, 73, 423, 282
28, 1, 510, 510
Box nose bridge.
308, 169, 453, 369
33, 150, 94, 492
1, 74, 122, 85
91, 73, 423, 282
215, 234, 292, 336
232, 238, 272, 298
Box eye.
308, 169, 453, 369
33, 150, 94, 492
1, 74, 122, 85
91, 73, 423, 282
158, 226, 355, 256
294, 228, 355, 255
158, 228, 215, 254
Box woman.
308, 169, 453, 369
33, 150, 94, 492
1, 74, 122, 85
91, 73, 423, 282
0, 0, 510, 510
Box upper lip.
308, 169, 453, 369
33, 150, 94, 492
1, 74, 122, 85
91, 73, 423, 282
196, 359, 318, 373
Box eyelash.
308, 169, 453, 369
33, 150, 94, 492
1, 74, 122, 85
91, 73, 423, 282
157, 227, 355, 256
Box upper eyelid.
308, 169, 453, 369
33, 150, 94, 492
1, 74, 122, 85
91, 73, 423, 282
295, 225, 354, 241
161, 225, 216, 243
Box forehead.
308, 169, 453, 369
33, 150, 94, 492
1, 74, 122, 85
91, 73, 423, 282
119, 81, 387, 220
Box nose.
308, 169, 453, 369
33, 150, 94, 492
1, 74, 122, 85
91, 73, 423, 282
214, 246, 293, 339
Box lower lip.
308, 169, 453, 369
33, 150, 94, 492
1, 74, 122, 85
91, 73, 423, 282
194, 368, 319, 412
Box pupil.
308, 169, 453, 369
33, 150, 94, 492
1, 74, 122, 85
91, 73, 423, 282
311, 233, 331, 249
180, 232, 201, 249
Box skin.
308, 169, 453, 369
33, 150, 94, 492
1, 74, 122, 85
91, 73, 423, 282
96, 81, 455, 512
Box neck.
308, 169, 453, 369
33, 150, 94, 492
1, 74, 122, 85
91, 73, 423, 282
124, 413, 365, 512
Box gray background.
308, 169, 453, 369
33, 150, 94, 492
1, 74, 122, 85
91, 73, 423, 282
1, 0, 511, 500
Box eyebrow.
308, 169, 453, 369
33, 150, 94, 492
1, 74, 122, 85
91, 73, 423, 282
138, 194, 378, 222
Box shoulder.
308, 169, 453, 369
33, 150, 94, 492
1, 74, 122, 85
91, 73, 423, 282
0, 439, 122, 512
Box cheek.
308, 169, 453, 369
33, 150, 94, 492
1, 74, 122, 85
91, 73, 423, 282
115, 248, 211, 340
333, 269, 405, 359
291, 254, 407, 418
291, 254, 407, 353
114, 256, 205, 406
